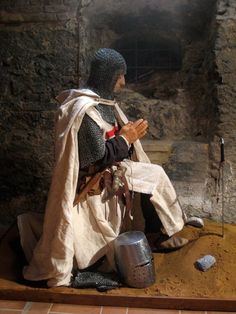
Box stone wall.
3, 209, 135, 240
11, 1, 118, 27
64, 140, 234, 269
1, 0, 236, 227
211, 0, 236, 222
0, 0, 79, 225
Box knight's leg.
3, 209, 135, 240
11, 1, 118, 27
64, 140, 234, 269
140, 192, 188, 251
148, 165, 185, 236
122, 160, 187, 242
140, 193, 162, 233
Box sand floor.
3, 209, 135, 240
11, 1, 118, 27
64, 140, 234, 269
144, 220, 236, 298
0, 219, 236, 301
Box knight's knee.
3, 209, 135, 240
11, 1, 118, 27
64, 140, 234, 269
153, 164, 166, 176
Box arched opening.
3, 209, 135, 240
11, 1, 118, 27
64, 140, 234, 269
113, 36, 182, 84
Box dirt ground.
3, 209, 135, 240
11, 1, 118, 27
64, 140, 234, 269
0, 219, 236, 302
142, 219, 236, 298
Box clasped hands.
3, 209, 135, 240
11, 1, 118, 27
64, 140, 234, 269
119, 119, 148, 144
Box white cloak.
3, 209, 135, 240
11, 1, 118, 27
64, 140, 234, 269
18, 89, 184, 287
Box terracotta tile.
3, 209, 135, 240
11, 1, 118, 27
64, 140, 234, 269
152, 311, 179, 314
50, 303, 101, 314
0, 311, 21, 314
182, 312, 205, 314
207, 312, 236, 314
128, 309, 179, 314
102, 306, 127, 314
0, 300, 26, 310
28, 302, 52, 313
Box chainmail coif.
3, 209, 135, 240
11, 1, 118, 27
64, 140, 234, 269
86, 48, 127, 99
78, 48, 127, 169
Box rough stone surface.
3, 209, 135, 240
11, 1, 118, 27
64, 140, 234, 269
212, 0, 236, 223
117, 88, 192, 140
0, 0, 78, 224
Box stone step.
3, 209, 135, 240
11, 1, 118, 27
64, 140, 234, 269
141, 140, 173, 165
141, 140, 210, 217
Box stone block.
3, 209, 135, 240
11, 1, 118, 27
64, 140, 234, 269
63, 0, 78, 5
216, 49, 236, 73
48, 0, 64, 4
22, 12, 58, 22
171, 141, 209, 163
56, 12, 76, 20
141, 140, 173, 165
44, 4, 68, 13
0, 11, 24, 23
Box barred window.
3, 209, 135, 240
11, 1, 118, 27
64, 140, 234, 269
115, 38, 182, 83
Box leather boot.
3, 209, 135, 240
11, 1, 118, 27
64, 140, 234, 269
154, 234, 189, 252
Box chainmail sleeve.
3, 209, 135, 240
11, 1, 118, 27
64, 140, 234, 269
78, 114, 105, 169
78, 113, 130, 170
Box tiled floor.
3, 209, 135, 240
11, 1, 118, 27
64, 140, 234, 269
0, 300, 235, 314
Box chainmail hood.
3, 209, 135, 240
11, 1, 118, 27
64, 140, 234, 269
78, 49, 127, 168
86, 48, 127, 100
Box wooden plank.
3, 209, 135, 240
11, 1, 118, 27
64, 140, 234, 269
0, 288, 236, 311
